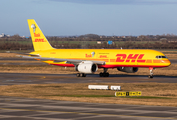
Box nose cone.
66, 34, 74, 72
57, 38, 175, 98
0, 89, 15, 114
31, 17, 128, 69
161, 59, 171, 66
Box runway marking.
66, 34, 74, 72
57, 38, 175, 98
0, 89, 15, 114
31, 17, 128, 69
0, 107, 177, 119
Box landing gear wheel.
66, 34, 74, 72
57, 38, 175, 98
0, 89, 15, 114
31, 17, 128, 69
82, 73, 86, 77
99, 72, 103, 77
105, 72, 109, 77
148, 75, 153, 79
80, 73, 83, 77
99, 72, 109, 77
76, 73, 80, 77
99, 68, 110, 77
76, 73, 86, 77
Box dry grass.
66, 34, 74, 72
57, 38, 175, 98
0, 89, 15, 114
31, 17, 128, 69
0, 53, 18, 58
165, 54, 177, 59
0, 61, 41, 63
0, 83, 177, 107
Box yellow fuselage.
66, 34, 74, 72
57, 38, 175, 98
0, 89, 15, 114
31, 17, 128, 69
30, 49, 171, 68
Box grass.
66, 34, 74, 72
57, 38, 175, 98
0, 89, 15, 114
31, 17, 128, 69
45, 95, 171, 99
46, 95, 115, 97
0, 83, 177, 107
114, 41, 161, 44
121, 96, 172, 99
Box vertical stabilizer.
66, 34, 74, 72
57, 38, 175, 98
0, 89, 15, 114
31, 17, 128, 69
27, 19, 54, 51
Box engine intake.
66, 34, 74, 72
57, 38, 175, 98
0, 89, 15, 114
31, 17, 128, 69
117, 67, 138, 73
75, 61, 98, 73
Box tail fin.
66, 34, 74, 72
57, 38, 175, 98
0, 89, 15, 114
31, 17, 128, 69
27, 19, 54, 51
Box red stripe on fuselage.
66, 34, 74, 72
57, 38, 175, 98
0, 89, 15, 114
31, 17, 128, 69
51, 63, 168, 68
52, 64, 75, 67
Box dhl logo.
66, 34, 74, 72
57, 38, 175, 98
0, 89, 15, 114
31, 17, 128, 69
99, 55, 108, 58
34, 33, 40, 37
34, 38, 46, 42
116, 54, 145, 62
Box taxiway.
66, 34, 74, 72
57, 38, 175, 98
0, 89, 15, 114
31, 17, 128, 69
0, 73, 177, 86
0, 96, 177, 120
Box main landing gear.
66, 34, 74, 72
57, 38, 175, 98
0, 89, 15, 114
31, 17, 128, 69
148, 67, 154, 78
99, 68, 109, 77
76, 73, 86, 77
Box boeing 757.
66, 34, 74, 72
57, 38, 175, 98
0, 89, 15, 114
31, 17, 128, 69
18, 19, 171, 78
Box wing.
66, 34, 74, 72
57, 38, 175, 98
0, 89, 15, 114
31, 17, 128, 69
17, 55, 106, 65
6, 51, 40, 57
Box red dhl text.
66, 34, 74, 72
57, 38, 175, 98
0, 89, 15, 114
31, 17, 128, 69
116, 54, 146, 63
34, 39, 45, 42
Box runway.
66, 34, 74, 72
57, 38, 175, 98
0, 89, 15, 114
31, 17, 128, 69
0, 73, 177, 86
0, 96, 177, 120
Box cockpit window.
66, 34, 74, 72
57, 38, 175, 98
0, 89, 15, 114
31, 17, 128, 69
156, 55, 167, 59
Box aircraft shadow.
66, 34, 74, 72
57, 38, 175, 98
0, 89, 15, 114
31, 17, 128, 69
78, 74, 177, 78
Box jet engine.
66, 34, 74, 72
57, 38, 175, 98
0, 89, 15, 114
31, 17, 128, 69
75, 61, 98, 73
117, 67, 138, 73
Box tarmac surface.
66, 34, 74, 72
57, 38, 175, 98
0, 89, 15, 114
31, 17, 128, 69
0, 73, 177, 85
0, 73, 177, 120
0, 96, 177, 120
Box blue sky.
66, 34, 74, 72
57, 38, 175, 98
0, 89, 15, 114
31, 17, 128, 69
0, 0, 177, 36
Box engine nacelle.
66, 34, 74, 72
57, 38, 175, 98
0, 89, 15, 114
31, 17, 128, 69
75, 61, 98, 73
117, 67, 138, 73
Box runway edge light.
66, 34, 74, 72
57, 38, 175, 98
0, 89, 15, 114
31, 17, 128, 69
115, 91, 142, 97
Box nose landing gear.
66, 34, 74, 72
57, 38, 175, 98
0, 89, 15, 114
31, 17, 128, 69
148, 67, 154, 78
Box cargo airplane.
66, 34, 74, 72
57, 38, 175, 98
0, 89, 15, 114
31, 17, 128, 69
18, 19, 171, 78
